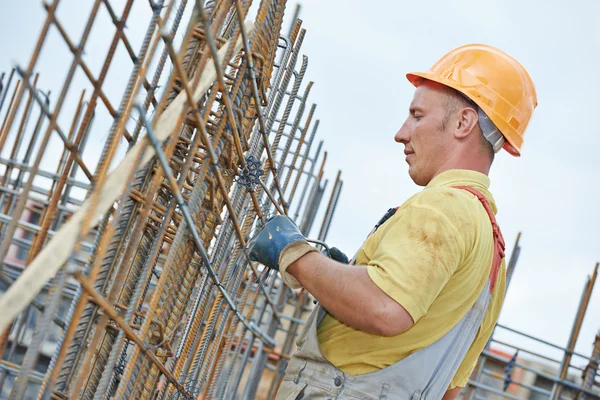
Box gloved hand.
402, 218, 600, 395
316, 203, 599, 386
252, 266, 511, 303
325, 247, 349, 264
247, 215, 318, 288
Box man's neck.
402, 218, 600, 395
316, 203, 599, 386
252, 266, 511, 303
433, 151, 492, 178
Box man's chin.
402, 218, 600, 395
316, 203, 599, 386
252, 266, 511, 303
408, 168, 428, 187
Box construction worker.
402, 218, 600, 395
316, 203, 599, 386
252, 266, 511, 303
248, 44, 537, 399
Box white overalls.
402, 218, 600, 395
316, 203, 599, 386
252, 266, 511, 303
276, 186, 505, 400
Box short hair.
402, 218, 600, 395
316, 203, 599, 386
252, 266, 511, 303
439, 86, 494, 157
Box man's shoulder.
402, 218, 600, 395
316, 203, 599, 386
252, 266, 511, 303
405, 186, 482, 215
395, 186, 489, 243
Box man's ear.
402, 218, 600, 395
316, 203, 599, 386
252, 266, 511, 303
454, 107, 479, 139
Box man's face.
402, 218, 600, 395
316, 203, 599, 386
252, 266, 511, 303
394, 82, 454, 186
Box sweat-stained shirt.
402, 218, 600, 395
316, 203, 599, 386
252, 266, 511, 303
316, 169, 507, 388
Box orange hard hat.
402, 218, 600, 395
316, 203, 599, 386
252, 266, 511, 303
407, 44, 537, 156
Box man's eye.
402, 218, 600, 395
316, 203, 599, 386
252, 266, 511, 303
414, 115, 423, 120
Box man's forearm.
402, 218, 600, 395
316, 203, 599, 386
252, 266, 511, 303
287, 252, 412, 335
443, 387, 461, 400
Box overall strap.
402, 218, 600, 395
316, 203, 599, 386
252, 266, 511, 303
453, 185, 506, 293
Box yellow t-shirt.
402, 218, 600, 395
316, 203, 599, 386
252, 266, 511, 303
316, 169, 506, 388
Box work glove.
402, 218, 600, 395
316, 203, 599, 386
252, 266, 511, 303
247, 215, 318, 289
323, 247, 349, 264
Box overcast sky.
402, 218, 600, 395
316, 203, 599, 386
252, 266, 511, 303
288, 0, 600, 368
1, 0, 599, 373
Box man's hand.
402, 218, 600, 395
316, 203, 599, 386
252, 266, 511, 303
247, 215, 305, 270
247, 215, 317, 288
326, 247, 349, 264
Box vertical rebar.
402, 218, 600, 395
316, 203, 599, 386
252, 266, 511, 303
318, 170, 342, 242
578, 332, 600, 398
0, 1, 347, 398
551, 263, 598, 399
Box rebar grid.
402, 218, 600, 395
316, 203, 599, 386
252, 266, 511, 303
0, 0, 343, 399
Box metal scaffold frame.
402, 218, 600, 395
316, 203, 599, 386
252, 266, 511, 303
460, 234, 600, 399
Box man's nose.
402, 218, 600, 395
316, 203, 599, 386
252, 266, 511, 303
395, 119, 410, 144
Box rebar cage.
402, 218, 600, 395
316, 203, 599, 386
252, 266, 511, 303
0, 1, 343, 398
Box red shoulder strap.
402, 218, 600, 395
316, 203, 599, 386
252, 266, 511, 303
452, 186, 506, 293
